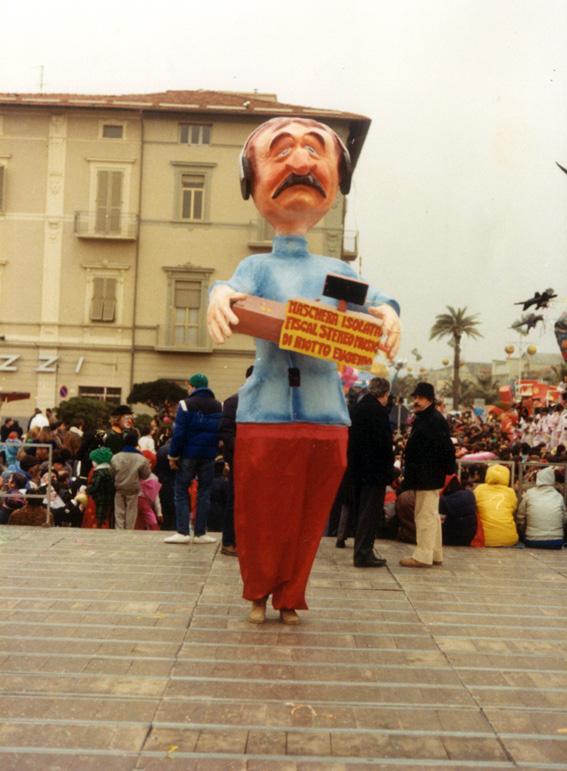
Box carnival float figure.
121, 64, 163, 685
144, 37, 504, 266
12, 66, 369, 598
207, 117, 401, 625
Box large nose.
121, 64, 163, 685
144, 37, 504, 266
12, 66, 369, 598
285, 145, 314, 175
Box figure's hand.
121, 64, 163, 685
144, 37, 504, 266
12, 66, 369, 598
168, 458, 179, 471
207, 285, 248, 344
368, 304, 401, 360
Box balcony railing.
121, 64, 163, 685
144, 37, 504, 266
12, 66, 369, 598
74, 211, 138, 240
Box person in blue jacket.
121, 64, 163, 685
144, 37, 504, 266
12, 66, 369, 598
164, 373, 222, 545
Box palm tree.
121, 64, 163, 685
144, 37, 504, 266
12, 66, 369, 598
430, 306, 482, 410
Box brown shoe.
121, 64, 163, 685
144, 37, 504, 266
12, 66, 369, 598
248, 598, 267, 624
399, 557, 432, 568
221, 544, 238, 557
279, 609, 300, 625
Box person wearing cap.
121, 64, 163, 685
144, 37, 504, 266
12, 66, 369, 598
164, 374, 222, 545
104, 405, 134, 455
400, 382, 456, 568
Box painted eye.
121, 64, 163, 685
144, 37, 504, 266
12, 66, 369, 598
278, 147, 291, 158
305, 145, 318, 156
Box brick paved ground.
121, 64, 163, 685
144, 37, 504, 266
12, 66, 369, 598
0, 526, 566, 769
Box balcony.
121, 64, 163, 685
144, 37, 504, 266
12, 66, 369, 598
342, 230, 359, 261
74, 211, 138, 240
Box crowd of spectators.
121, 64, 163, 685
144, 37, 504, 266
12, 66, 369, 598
1, 385, 566, 554
329, 388, 567, 553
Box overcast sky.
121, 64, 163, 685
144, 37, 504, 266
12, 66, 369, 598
2, 0, 566, 371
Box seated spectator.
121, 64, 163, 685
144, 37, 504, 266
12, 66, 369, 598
517, 466, 566, 549
0, 472, 27, 524
439, 474, 477, 546
474, 464, 518, 547
396, 489, 416, 544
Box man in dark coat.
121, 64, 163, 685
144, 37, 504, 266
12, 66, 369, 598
219, 391, 238, 555
164, 374, 222, 545
349, 377, 394, 567
400, 382, 456, 567
218, 366, 253, 556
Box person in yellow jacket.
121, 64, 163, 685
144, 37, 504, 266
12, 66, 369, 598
474, 465, 518, 547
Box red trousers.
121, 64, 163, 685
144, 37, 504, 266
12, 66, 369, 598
234, 423, 347, 610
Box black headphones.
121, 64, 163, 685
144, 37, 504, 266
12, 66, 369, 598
239, 122, 353, 200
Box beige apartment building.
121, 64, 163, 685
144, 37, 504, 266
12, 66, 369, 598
0, 90, 369, 411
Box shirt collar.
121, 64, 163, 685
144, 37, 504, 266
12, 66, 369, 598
272, 235, 309, 259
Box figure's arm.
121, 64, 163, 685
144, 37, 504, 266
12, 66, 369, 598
207, 258, 259, 344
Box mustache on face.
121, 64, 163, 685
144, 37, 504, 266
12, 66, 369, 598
272, 172, 326, 199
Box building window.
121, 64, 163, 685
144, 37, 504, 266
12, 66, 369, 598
100, 122, 125, 139
180, 173, 205, 221
179, 123, 211, 145
78, 385, 122, 405
95, 169, 124, 234
173, 280, 202, 346
163, 265, 213, 350
90, 277, 117, 322
171, 162, 215, 224
81, 262, 129, 326
0, 165, 5, 212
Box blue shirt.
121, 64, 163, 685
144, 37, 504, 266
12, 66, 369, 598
213, 236, 400, 426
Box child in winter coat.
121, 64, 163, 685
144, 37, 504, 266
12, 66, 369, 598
87, 447, 115, 528
137, 450, 163, 530
110, 430, 150, 529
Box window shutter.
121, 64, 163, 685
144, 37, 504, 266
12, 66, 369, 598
91, 277, 105, 320
0, 166, 4, 211
102, 279, 117, 322
193, 190, 203, 220
95, 171, 109, 232
95, 170, 123, 233
108, 172, 123, 233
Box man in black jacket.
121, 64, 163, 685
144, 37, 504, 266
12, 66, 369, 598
349, 377, 394, 567
400, 382, 456, 568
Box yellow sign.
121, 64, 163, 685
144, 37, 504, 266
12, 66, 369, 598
278, 299, 382, 369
